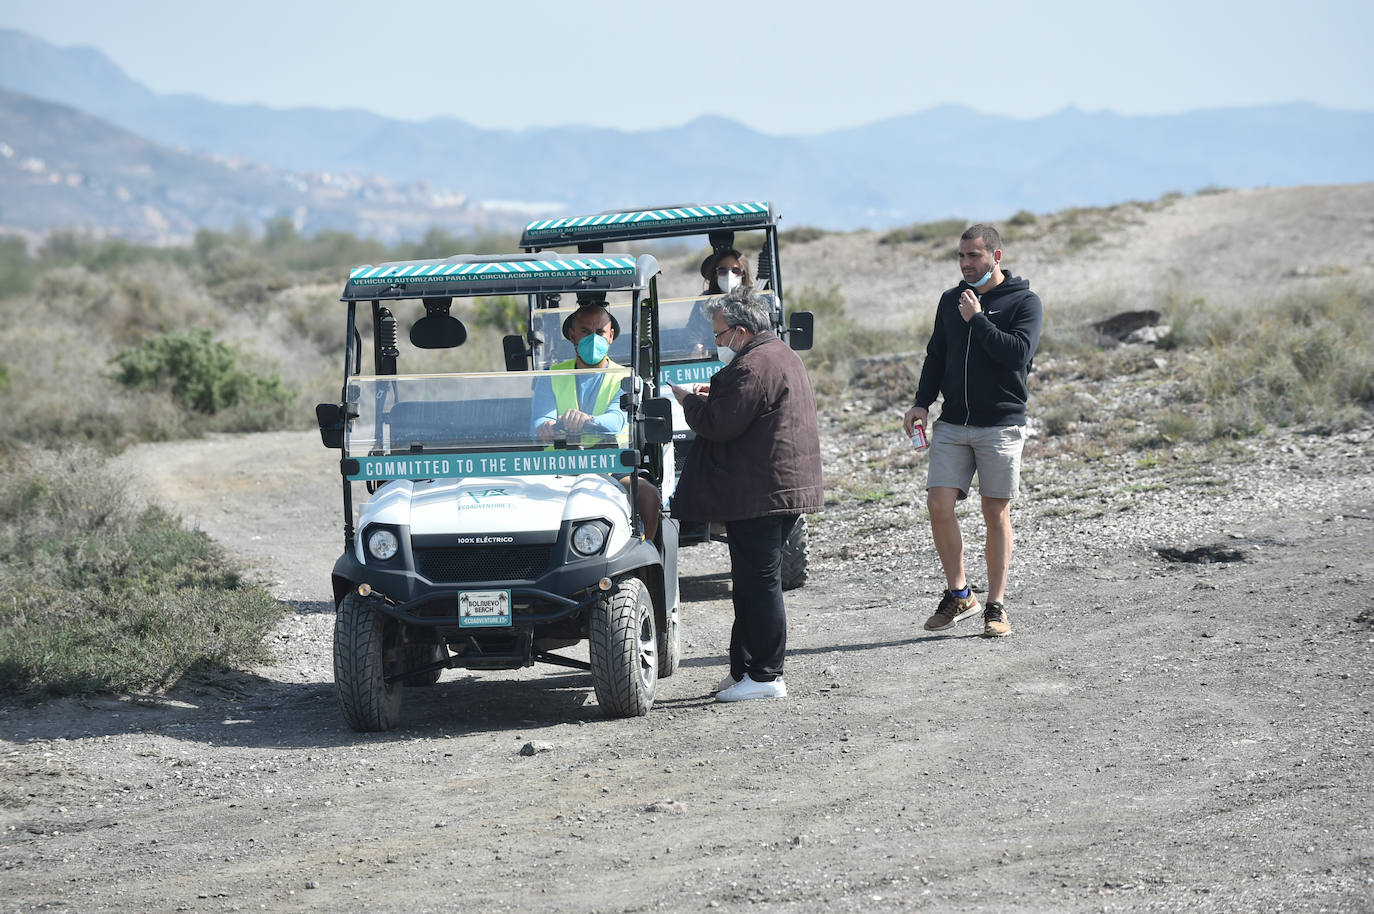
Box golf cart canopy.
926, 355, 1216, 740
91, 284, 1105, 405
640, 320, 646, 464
520, 202, 777, 250
342, 253, 660, 301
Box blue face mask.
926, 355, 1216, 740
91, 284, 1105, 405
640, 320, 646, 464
577, 333, 610, 365
967, 268, 994, 289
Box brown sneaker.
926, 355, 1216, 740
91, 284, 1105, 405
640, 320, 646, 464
982, 601, 1011, 637
923, 589, 981, 631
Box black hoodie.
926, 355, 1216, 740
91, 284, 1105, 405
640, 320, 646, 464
912, 271, 1042, 426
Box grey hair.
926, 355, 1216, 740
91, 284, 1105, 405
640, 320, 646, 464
705, 285, 770, 334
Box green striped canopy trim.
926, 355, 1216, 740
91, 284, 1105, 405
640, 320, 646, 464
523, 202, 771, 240
347, 256, 637, 288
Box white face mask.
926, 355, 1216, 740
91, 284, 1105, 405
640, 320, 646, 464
717, 269, 742, 294
717, 328, 741, 364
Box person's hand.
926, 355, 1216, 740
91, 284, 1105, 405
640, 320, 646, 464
668, 383, 689, 405
692, 384, 710, 398
958, 289, 982, 322
559, 409, 592, 434
536, 420, 558, 442
903, 405, 928, 436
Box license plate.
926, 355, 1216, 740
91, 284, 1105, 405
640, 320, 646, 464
458, 590, 512, 628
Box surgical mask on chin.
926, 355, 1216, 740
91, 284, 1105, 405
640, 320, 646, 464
577, 334, 610, 365
717, 329, 740, 364
966, 267, 994, 289
719, 271, 741, 293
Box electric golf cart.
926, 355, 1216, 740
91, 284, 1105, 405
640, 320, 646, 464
316, 253, 679, 732
520, 201, 816, 589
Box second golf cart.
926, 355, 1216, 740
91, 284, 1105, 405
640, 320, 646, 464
520, 201, 816, 589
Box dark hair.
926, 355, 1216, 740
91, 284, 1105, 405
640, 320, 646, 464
960, 223, 1002, 253
702, 248, 754, 294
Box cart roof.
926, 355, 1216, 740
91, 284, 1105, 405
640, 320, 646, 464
341, 253, 659, 301
520, 201, 777, 249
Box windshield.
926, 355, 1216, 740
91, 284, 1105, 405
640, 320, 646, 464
531, 302, 635, 370
344, 369, 633, 481
654, 292, 777, 387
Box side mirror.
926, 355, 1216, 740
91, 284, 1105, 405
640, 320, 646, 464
787, 310, 815, 352
641, 396, 674, 445
503, 334, 529, 371
315, 402, 350, 449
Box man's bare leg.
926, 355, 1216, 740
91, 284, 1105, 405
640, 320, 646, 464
927, 486, 967, 590
981, 495, 1012, 603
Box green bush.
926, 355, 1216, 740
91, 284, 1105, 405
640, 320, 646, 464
39, 231, 192, 273
793, 285, 921, 396
780, 226, 830, 244
878, 218, 966, 246
1175, 281, 1374, 434
112, 329, 293, 415
390, 227, 519, 262
469, 295, 524, 331
0, 237, 34, 299
0, 447, 284, 696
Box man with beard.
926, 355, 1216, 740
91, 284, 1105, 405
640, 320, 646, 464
903, 224, 1043, 638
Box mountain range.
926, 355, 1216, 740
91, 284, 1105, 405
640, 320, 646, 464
3, 27, 1373, 243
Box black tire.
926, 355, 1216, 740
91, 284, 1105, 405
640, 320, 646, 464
402, 642, 447, 687
781, 514, 809, 591
657, 603, 681, 678
589, 576, 657, 717
334, 592, 403, 732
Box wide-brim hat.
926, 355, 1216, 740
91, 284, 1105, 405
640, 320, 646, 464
561, 299, 620, 341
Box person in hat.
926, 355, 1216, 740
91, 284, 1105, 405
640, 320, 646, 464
531, 301, 661, 540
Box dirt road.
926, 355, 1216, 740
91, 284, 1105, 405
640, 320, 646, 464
2, 424, 1371, 913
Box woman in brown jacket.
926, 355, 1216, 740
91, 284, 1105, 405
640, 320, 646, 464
668, 286, 824, 702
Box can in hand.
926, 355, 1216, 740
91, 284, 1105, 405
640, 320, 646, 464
910, 423, 929, 451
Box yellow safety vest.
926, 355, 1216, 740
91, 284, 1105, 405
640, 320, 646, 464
550, 359, 628, 448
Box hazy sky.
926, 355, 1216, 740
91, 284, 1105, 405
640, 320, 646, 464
3, 0, 1372, 133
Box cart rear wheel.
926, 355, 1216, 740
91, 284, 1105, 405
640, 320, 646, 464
657, 603, 681, 678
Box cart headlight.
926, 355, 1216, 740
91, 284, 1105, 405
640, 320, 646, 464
571, 521, 609, 556
366, 527, 399, 561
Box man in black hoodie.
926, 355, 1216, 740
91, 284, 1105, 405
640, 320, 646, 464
902, 224, 1042, 638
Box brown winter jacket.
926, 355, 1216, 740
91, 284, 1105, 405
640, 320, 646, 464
670, 331, 824, 523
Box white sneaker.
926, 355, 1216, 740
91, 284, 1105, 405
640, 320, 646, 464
714, 673, 787, 703
714, 672, 739, 693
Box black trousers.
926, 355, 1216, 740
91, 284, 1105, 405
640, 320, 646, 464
724, 514, 798, 682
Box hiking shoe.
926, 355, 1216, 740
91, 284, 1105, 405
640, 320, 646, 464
983, 601, 1011, 637
714, 672, 740, 693
715, 674, 788, 703
923, 589, 981, 631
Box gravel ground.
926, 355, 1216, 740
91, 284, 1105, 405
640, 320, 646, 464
2, 185, 1372, 913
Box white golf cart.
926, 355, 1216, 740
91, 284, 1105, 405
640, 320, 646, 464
520, 201, 816, 589
316, 253, 678, 732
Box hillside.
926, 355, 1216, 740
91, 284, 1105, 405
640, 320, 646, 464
0, 88, 519, 244
777, 182, 1374, 324
3, 27, 1374, 233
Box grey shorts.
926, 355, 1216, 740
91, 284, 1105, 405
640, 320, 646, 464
926, 422, 1026, 500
